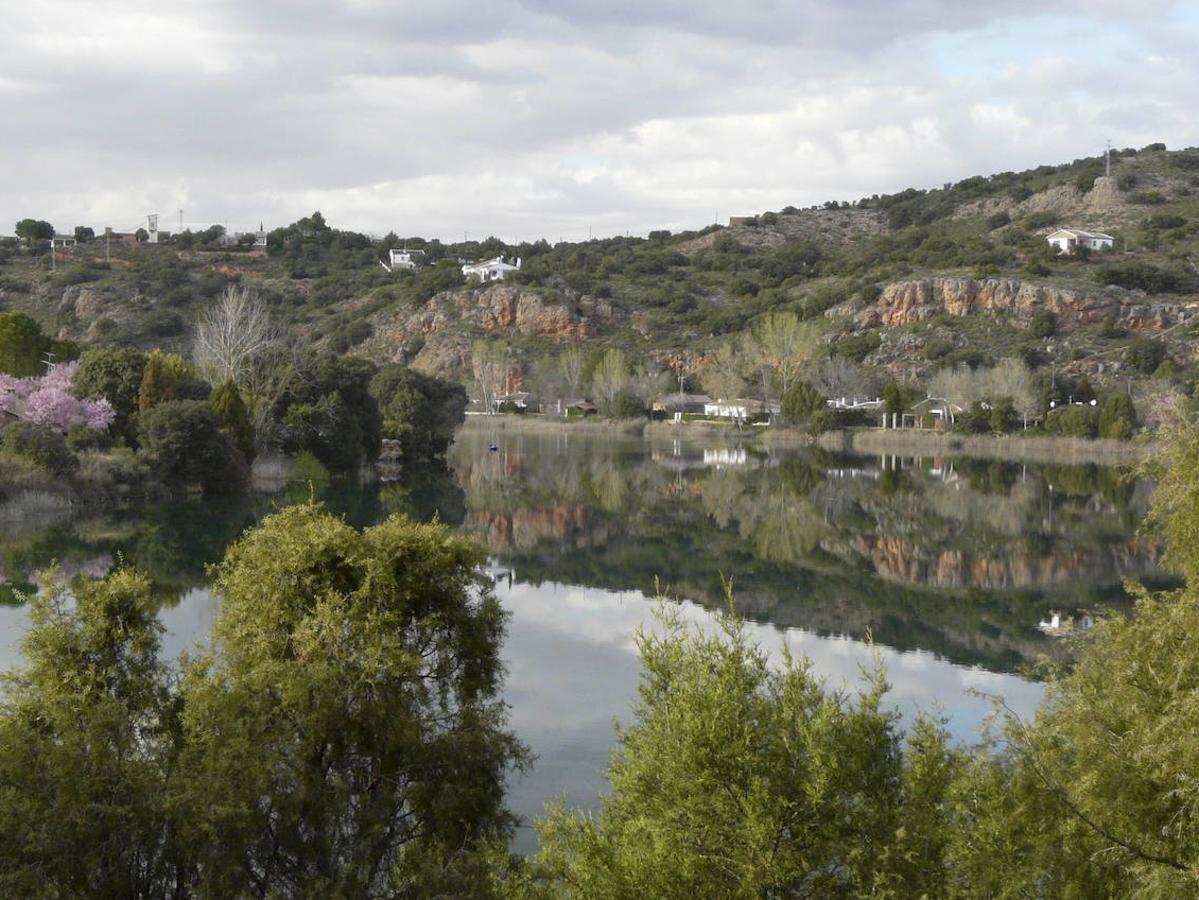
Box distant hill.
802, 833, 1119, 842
2, 143, 1198, 397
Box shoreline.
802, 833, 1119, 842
459, 414, 1153, 465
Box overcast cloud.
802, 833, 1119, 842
2, 0, 1196, 240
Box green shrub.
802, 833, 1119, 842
1026, 309, 1057, 339
1097, 391, 1137, 436
1124, 336, 1167, 374
985, 211, 1011, 230
605, 390, 648, 419
1043, 404, 1099, 438
1024, 211, 1059, 229
781, 381, 825, 423
66, 424, 114, 452
989, 397, 1019, 434
138, 399, 244, 493
834, 331, 882, 362
1, 422, 79, 477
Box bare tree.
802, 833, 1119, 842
471, 340, 512, 414
985, 358, 1037, 428
811, 356, 876, 403
559, 347, 584, 399
928, 366, 983, 421
193, 285, 280, 387
241, 341, 303, 450
703, 342, 746, 402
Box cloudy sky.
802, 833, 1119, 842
2, 1, 1197, 241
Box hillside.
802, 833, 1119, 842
3, 144, 1199, 406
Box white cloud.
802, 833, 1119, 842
0, 0, 1195, 238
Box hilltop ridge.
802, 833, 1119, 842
3, 143, 1199, 405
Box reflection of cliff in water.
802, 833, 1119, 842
449, 433, 1170, 674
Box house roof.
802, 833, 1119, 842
463, 256, 519, 270
910, 396, 964, 413
1047, 228, 1114, 242
655, 392, 711, 406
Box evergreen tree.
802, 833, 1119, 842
210, 379, 256, 463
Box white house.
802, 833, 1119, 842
1046, 228, 1114, 254
50, 234, 77, 249
462, 255, 521, 282
388, 248, 425, 270
703, 398, 779, 420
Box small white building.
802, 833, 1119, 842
462, 255, 521, 282
50, 234, 77, 249
703, 398, 779, 420
1046, 228, 1114, 254
388, 248, 425, 270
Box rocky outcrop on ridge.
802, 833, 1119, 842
356, 285, 620, 380
857, 276, 1199, 332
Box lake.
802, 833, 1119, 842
0, 427, 1168, 853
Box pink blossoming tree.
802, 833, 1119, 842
0, 362, 115, 432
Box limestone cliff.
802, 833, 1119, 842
858, 276, 1199, 331
355, 285, 620, 380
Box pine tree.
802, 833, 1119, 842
210, 378, 256, 463
136, 351, 171, 412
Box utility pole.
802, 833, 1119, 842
1105, 139, 1112, 177
179, 209, 183, 232
105, 227, 111, 263
50, 240, 55, 273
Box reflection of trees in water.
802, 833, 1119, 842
699, 467, 825, 563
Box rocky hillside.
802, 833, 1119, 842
3, 143, 1199, 398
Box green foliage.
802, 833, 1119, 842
0, 507, 527, 897
0, 312, 52, 376
529, 605, 959, 898
72, 346, 148, 441
209, 379, 256, 463
0, 569, 177, 896
1043, 404, 1099, 438
1023, 211, 1060, 229
606, 389, 648, 419
137, 399, 244, 493
1098, 261, 1190, 293
13, 218, 54, 242
1125, 336, 1167, 374
954, 401, 993, 434
781, 380, 825, 422
989, 397, 1019, 434
279, 354, 383, 470
834, 331, 882, 362
0, 422, 78, 477
370, 364, 467, 461
1098, 391, 1138, 439
1026, 308, 1057, 339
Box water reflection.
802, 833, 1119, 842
448, 431, 1168, 673
0, 431, 1172, 853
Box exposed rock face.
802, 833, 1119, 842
850, 534, 1161, 591
859, 276, 1198, 332
861, 277, 1115, 328
1085, 175, 1122, 212
356, 285, 619, 381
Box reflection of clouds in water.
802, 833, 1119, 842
0, 570, 1044, 857
499, 577, 1044, 852
502, 577, 1041, 738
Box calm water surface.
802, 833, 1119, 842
0, 429, 1168, 852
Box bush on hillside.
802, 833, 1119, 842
1125, 336, 1167, 374
1043, 404, 1099, 438
0, 422, 78, 478
138, 399, 244, 493
1026, 309, 1057, 339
